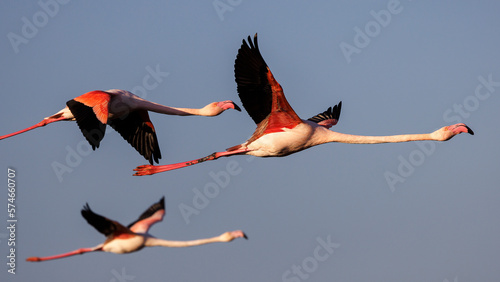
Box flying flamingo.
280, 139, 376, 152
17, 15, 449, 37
26, 197, 247, 262
133, 34, 474, 176
0, 89, 241, 164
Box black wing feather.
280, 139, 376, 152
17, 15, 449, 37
308, 101, 342, 124
81, 204, 117, 237
234, 34, 273, 125
127, 196, 165, 229
66, 99, 106, 150
108, 111, 162, 165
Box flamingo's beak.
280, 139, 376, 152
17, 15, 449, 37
465, 125, 474, 135
218, 101, 241, 112
452, 123, 474, 135
231, 230, 248, 239
232, 102, 242, 112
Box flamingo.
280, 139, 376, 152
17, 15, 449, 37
26, 196, 247, 262
0, 89, 241, 164
133, 34, 474, 176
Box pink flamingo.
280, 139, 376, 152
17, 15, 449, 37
0, 89, 240, 164
26, 197, 247, 262
133, 34, 473, 176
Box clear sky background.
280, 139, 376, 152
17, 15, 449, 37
1, 1, 499, 281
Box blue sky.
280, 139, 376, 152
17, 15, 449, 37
1, 1, 499, 281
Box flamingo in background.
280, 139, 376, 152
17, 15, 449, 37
26, 197, 247, 262
0, 89, 240, 164
133, 34, 474, 176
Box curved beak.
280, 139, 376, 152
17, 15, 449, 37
218, 100, 242, 112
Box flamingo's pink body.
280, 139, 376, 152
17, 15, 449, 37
133, 34, 473, 176
1, 89, 240, 164
26, 197, 247, 262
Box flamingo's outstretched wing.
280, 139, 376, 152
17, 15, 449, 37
235, 34, 301, 129
67, 90, 110, 150
81, 204, 130, 237
234, 34, 272, 125
308, 101, 342, 129
128, 197, 165, 234
108, 110, 162, 165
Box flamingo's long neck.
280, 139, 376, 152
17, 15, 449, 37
322, 130, 433, 145
145, 236, 225, 248
133, 98, 205, 116
147, 102, 201, 116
